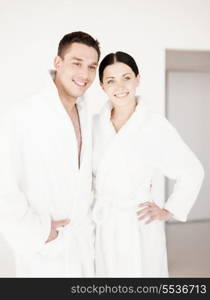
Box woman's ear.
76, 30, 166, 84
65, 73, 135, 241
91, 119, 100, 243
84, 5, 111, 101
54, 56, 62, 71
100, 81, 105, 90
136, 74, 140, 86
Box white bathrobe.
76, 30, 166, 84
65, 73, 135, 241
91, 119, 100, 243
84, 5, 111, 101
92, 98, 204, 277
0, 73, 94, 277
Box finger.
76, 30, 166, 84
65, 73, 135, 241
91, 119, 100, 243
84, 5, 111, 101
53, 219, 70, 228
137, 205, 158, 216
138, 201, 153, 207
139, 211, 158, 221
46, 230, 58, 243
145, 213, 161, 223
138, 212, 152, 220
137, 207, 151, 216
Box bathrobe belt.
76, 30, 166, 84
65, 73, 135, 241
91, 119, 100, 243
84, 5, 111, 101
92, 196, 142, 225
92, 188, 154, 224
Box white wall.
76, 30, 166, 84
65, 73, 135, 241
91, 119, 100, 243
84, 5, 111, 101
0, 0, 210, 276
1, 0, 210, 116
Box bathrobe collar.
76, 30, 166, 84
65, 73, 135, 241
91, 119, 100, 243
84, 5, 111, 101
100, 96, 146, 119
41, 70, 88, 170
42, 70, 86, 122
98, 96, 149, 134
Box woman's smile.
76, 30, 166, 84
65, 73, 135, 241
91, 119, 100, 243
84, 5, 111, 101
114, 91, 129, 98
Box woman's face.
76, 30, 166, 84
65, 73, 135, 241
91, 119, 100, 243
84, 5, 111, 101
101, 62, 140, 107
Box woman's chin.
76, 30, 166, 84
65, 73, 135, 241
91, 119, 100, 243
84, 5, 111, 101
111, 98, 133, 108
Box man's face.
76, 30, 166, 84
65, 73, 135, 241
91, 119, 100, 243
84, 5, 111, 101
54, 42, 98, 100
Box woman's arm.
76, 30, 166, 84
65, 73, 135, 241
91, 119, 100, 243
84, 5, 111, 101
156, 116, 204, 222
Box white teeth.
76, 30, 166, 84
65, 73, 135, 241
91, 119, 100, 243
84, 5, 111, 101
74, 80, 86, 87
115, 92, 128, 98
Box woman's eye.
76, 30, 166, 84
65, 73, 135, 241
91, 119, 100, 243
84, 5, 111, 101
107, 80, 114, 84
73, 62, 81, 66
124, 77, 131, 80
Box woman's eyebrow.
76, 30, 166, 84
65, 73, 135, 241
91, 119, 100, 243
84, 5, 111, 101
104, 76, 115, 79
105, 73, 132, 79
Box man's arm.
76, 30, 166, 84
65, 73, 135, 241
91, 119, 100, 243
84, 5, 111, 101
0, 114, 52, 256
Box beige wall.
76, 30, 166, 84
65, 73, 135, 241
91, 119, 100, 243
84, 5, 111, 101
166, 71, 210, 220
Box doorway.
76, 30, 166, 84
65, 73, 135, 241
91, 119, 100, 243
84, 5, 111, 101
165, 50, 210, 221
165, 50, 210, 277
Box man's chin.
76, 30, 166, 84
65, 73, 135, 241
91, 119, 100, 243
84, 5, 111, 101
73, 86, 89, 96
74, 92, 86, 98
66, 90, 85, 99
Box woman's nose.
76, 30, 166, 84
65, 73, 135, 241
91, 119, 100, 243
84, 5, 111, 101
115, 81, 125, 90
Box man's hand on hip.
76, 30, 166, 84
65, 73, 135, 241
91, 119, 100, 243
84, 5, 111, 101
45, 219, 70, 243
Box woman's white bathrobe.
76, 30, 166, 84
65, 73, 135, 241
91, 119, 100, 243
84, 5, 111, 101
92, 99, 204, 277
0, 73, 94, 277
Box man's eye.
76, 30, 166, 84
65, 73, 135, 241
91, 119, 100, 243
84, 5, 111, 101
73, 62, 81, 66
124, 77, 131, 80
89, 66, 96, 70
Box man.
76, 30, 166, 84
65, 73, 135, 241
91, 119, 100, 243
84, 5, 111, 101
0, 32, 100, 277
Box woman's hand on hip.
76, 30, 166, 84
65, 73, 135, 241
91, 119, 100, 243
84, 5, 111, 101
137, 201, 172, 224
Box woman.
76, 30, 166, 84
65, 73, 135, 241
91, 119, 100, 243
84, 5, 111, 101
92, 51, 204, 277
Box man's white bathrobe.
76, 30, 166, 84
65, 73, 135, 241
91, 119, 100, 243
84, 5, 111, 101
0, 74, 94, 277
92, 99, 204, 277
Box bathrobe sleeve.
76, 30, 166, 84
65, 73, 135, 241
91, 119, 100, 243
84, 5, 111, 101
91, 116, 96, 206
0, 113, 51, 256
155, 116, 204, 222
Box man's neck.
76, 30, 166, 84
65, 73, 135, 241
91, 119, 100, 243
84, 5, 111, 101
54, 77, 76, 114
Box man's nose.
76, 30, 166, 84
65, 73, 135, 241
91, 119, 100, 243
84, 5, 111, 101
79, 66, 89, 80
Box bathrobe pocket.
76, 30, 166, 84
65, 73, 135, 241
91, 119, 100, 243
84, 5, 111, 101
39, 228, 64, 258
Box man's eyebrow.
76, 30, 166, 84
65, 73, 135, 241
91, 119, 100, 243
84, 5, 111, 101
71, 57, 98, 65
90, 62, 98, 66
71, 57, 83, 61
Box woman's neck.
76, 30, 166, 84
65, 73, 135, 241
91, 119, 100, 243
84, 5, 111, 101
111, 98, 136, 119
111, 98, 137, 132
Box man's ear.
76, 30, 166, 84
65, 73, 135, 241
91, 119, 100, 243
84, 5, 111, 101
54, 56, 62, 71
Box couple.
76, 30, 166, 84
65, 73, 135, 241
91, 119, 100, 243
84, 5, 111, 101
0, 31, 204, 277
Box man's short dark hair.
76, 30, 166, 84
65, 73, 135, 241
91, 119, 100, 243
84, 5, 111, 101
58, 31, 100, 61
